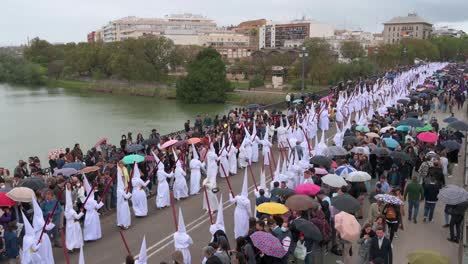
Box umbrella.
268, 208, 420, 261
122, 154, 145, 165
442, 140, 461, 151
335, 165, 357, 177
370, 147, 391, 157
407, 250, 449, 264
314, 168, 328, 175
386, 106, 397, 113
397, 99, 410, 105
247, 104, 259, 110
417, 132, 438, 143
375, 194, 404, 205
285, 194, 317, 211
398, 118, 424, 127
365, 132, 379, 139
334, 211, 361, 242
382, 138, 399, 149
345, 171, 371, 182
250, 231, 287, 258
0, 187, 12, 193
324, 146, 348, 157
144, 155, 155, 162
174, 140, 187, 148
141, 138, 159, 146
160, 139, 178, 149
53, 168, 78, 177
396, 125, 411, 132
293, 99, 303, 104
343, 136, 359, 146
62, 162, 85, 170
406, 111, 419, 118
94, 137, 108, 147
294, 184, 321, 196
309, 155, 332, 167
416, 125, 433, 133
275, 188, 296, 198
18, 177, 47, 191
380, 126, 395, 133
355, 125, 370, 133
257, 202, 289, 215
391, 151, 411, 161
321, 174, 347, 188
350, 147, 369, 155
448, 121, 468, 131
0, 193, 16, 207
331, 194, 360, 213
6, 187, 35, 202
79, 166, 101, 174
443, 117, 458, 123
187, 137, 201, 144
438, 185, 468, 205
292, 218, 322, 241
126, 143, 144, 153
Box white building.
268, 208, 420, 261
326, 30, 383, 62
433, 26, 466, 38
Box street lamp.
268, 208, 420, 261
298, 46, 308, 94
401, 47, 407, 65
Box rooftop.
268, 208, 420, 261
384, 13, 432, 25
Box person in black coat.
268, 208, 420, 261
369, 227, 392, 264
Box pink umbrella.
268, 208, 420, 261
314, 168, 328, 175
250, 231, 287, 258
94, 137, 108, 147
295, 184, 321, 196
417, 132, 438, 143
160, 139, 178, 149
331, 160, 338, 169
334, 211, 361, 242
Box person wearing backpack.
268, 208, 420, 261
382, 203, 401, 242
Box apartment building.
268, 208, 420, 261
383, 13, 433, 44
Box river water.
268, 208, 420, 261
0, 83, 235, 170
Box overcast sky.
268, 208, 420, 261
1, 0, 467, 46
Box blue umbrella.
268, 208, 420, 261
398, 118, 424, 127
335, 165, 357, 177
355, 125, 370, 132
443, 117, 458, 123
442, 140, 461, 151
293, 99, 303, 104
62, 162, 85, 170
53, 168, 78, 177
396, 125, 411, 132
126, 144, 144, 153
419, 93, 428, 98
122, 154, 145, 165
383, 138, 399, 149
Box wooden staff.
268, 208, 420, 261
247, 164, 258, 192
126, 161, 136, 194
98, 174, 116, 204
203, 186, 214, 225
219, 163, 235, 197
119, 230, 131, 256
38, 188, 64, 243
60, 228, 71, 264
80, 183, 96, 211
170, 191, 178, 231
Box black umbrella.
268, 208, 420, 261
442, 140, 461, 151
343, 136, 359, 146
448, 121, 468, 131
126, 143, 144, 153
371, 147, 391, 157
390, 151, 411, 161
398, 118, 424, 127
397, 99, 409, 105
275, 188, 296, 198
443, 117, 458, 123
18, 177, 47, 191
387, 107, 397, 113
292, 218, 323, 241
331, 194, 360, 214
309, 155, 332, 167
141, 138, 159, 146
406, 111, 419, 118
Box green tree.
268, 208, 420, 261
0, 53, 45, 85
176, 48, 230, 103
340, 40, 365, 60
304, 38, 337, 85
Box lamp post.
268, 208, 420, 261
401, 47, 407, 65
298, 46, 308, 94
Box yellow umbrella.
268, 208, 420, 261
407, 250, 449, 264
257, 202, 289, 215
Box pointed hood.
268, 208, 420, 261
82, 173, 95, 201
21, 210, 34, 237
244, 126, 251, 139
79, 245, 85, 264
281, 157, 288, 175
191, 144, 199, 160
280, 116, 284, 127
152, 151, 161, 165
177, 207, 186, 233
252, 121, 257, 141
117, 165, 125, 191
209, 142, 215, 153
259, 169, 267, 190
132, 162, 141, 179
65, 188, 73, 213
263, 124, 269, 141
173, 149, 181, 167
32, 194, 45, 232
138, 236, 147, 264
241, 169, 249, 197
274, 155, 281, 180
221, 136, 226, 152
215, 195, 225, 231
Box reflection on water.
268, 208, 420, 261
0, 83, 236, 169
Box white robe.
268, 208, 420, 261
173, 166, 189, 200
206, 151, 218, 180
189, 159, 203, 195
277, 126, 288, 149
65, 209, 84, 250
202, 181, 219, 212
228, 147, 238, 175
117, 189, 132, 228
218, 150, 229, 177
229, 195, 251, 238
34, 231, 54, 264
259, 139, 272, 166
319, 110, 330, 131
21, 235, 42, 264
156, 169, 173, 208
132, 178, 149, 216
84, 199, 103, 241
174, 232, 193, 264
251, 140, 259, 163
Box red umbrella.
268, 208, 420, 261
161, 139, 178, 149
94, 137, 108, 147
295, 184, 321, 196
0, 192, 16, 207
417, 132, 438, 143
187, 137, 201, 144
174, 140, 187, 148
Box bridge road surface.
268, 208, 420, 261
53, 105, 466, 264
